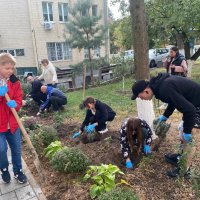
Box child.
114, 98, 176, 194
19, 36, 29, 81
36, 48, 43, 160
0, 53, 27, 184
72, 96, 116, 141
120, 117, 153, 169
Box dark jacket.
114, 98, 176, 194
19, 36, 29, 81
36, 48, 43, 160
80, 100, 116, 131
167, 53, 187, 76
149, 73, 200, 133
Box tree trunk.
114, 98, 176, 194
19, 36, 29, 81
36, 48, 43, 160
129, 0, 149, 79
129, 0, 156, 138
88, 48, 94, 85
184, 41, 191, 59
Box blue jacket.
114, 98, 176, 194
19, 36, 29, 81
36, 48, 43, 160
40, 87, 67, 110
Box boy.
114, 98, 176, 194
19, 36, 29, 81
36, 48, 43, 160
131, 73, 200, 177
0, 53, 27, 184
72, 96, 116, 141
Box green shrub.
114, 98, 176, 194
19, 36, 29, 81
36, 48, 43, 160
51, 148, 90, 173
21, 82, 32, 99
44, 141, 63, 160
84, 164, 127, 199
191, 168, 200, 198
30, 126, 58, 153
98, 187, 138, 200
22, 116, 40, 131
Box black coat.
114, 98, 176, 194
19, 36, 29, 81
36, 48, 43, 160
149, 73, 200, 133
29, 80, 45, 96
80, 100, 116, 131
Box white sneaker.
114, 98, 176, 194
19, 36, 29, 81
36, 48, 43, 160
99, 128, 108, 134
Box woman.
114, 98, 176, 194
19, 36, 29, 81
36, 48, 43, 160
120, 117, 153, 169
72, 96, 116, 143
38, 59, 58, 87
163, 46, 188, 77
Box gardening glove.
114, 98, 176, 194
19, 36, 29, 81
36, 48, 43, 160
6, 100, 17, 108
183, 133, 192, 143
86, 124, 96, 133
72, 132, 80, 139
159, 115, 168, 122
125, 160, 133, 169
144, 145, 151, 155
0, 85, 8, 96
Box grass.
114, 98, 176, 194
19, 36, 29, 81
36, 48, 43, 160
61, 61, 200, 122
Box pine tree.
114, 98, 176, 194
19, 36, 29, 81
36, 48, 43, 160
66, 0, 107, 85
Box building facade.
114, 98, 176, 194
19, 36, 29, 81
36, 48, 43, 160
0, 0, 109, 75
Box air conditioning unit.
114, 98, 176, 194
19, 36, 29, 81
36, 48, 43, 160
44, 22, 53, 30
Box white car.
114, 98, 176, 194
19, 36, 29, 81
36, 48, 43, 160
124, 50, 134, 60
149, 48, 169, 68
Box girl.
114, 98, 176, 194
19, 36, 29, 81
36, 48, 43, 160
163, 46, 188, 77
72, 96, 116, 142
120, 117, 153, 169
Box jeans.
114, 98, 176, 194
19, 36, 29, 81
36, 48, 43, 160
0, 128, 22, 173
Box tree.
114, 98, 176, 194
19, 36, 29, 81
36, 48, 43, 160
146, 0, 200, 59
66, 0, 107, 85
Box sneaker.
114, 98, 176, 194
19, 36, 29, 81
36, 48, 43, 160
165, 153, 181, 167
14, 169, 27, 184
166, 167, 191, 179
99, 128, 108, 134
0, 168, 11, 183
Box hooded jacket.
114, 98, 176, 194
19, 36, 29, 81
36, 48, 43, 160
149, 73, 200, 133
0, 75, 22, 133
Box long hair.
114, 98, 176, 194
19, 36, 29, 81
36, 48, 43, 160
126, 118, 143, 154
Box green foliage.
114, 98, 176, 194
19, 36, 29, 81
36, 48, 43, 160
44, 141, 63, 160
21, 82, 31, 99
30, 126, 58, 154
53, 112, 65, 128
98, 187, 138, 200
153, 118, 171, 138
22, 116, 40, 131
51, 148, 90, 173
84, 164, 126, 199
191, 167, 200, 198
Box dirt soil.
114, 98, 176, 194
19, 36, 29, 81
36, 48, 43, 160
22, 110, 200, 200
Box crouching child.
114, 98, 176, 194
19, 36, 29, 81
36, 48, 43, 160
72, 96, 116, 143
120, 117, 153, 169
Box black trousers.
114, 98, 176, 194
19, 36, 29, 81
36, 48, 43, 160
90, 111, 116, 131
31, 92, 47, 106
47, 83, 57, 88
48, 96, 67, 111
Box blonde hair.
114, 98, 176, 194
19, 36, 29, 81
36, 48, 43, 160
0, 53, 16, 66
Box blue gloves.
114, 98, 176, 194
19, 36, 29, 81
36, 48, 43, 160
72, 132, 80, 139
86, 124, 96, 133
126, 160, 133, 169
0, 85, 8, 96
6, 100, 17, 108
159, 115, 168, 122
144, 145, 151, 155
183, 133, 192, 143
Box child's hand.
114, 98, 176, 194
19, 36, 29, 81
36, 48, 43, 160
0, 85, 8, 96
6, 100, 17, 108
126, 160, 133, 169
144, 145, 151, 155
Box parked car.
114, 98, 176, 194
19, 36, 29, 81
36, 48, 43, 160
149, 48, 169, 68
124, 50, 134, 60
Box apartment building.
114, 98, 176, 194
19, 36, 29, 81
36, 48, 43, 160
0, 0, 109, 75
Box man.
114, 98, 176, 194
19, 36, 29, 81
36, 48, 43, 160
38, 85, 67, 115
27, 76, 47, 106
131, 73, 200, 177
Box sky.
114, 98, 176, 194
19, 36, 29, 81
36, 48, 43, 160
108, 0, 122, 19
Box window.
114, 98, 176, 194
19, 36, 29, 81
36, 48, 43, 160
94, 47, 100, 57
58, 3, 68, 22
47, 42, 72, 61
92, 5, 97, 16
84, 48, 89, 59
42, 2, 53, 22
82, 7, 89, 16
0, 49, 25, 57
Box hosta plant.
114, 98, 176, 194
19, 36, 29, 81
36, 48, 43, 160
84, 164, 128, 199
50, 148, 90, 173
44, 141, 63, 160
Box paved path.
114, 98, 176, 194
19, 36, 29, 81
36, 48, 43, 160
0, 148, 46, 200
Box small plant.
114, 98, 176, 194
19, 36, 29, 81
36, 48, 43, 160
30, 126, 58, 154
22, 116, 40, 131
98, 187, 138, 200
191, 167, 200, 198
53, 112, 65, 128
51, 148, 90, 173
44, 141, 63, 160
84, 164, 127, 199
21, 82, 32, 99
